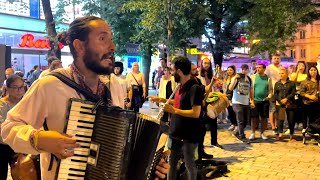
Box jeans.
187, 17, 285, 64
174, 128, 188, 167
130, 91, 141, 113
305, 103, 319, 129
228, 105, 237, 126
0, 144, 15, 180
294, 99, 306, 125
232, 104, 250, 138
168, 139, 198, 180
276, 106, 295, 134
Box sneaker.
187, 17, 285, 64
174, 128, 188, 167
261, 133, 268, 140
249, 133, 255, 140
233, 133, 250, 144
228, 125, 235, 131
233, 126, 239, 134
284, 129, 290, 135
240, 137, 250, 144
199, 152, 214, 159
276, 134, 284, 141
290, 135, 296, 142
272, 128, 278, 135
222, 119, 228, 124
217, 119, 223, 124
211, 143, 224, 149
276, 136, 284, 141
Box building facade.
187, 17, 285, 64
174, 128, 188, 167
285, 13, 320, 62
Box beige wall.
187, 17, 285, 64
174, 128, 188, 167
285, 20, 320, 62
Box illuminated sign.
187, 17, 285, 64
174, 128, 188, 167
19, 34, 64, 49
186, 48, 202, 55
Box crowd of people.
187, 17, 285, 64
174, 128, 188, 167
0, 15, 319, 180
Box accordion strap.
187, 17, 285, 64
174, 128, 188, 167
44, 72, 100, 172
49, 72, 99, 102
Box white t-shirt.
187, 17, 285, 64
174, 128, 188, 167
265, 64, 282, 89
126, 72, 146, 87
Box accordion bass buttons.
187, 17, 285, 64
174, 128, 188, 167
87, 142, 100, 167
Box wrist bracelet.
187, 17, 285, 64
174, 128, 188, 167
30, 130, 43, 152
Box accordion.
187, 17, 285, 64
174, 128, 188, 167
55, 98, 164, 180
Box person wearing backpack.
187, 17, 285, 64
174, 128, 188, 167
229, 64, 255, 143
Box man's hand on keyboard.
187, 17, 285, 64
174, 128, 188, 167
37, 131, 80, 159
155, 150, 170, 180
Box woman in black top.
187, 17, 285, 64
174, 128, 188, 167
274, 68, 296, 141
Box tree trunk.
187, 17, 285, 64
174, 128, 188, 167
142, 44, 152, 96
213, 52, 223, 67
167, 0, 174, 63
42, 0, 61, 60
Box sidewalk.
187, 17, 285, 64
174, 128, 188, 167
141, 91, 320, 179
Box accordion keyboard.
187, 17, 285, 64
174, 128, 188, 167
57, 101, 95, 180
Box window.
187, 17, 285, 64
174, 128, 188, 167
300, 31, 306, 39
301, 49, 306, 58
290, 50, 296, 58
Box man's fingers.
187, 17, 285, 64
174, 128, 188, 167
63, 136, 77, 144
158, 158, 170, 169
162, 150, 171, 157
155, 170, 166, 179
63, 143, 80, 150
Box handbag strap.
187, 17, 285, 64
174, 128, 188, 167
130, 73, 141, 86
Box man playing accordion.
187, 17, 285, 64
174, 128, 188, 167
1, 16, 169, 180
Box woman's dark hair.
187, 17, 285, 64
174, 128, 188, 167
200, 58, 213, 79
172, 56, 191, 75
164, 67, 171, 72
114, 61, 124, 74
296, 61, 307, 74
227, 65, 236, 76
57, 16, 104, 60
306, 65, 320, 81
6, 74, 24, 88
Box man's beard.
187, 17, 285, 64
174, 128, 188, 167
174, 73, 180, 83
191, 72, 199, 77
83, 47, 114, 75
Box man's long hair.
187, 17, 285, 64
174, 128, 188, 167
200, 59, 213, 79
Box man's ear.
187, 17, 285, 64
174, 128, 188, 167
73, 39, 85, 57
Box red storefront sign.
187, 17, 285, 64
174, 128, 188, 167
19, 34, 64, 49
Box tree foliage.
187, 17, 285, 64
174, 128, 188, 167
198, 0, 254, 66
247, 0, 320, 57
123, 0, 206, 56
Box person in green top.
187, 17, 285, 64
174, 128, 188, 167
249, 64, 273, 140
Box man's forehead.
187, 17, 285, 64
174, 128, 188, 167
88, 20, 112, 34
